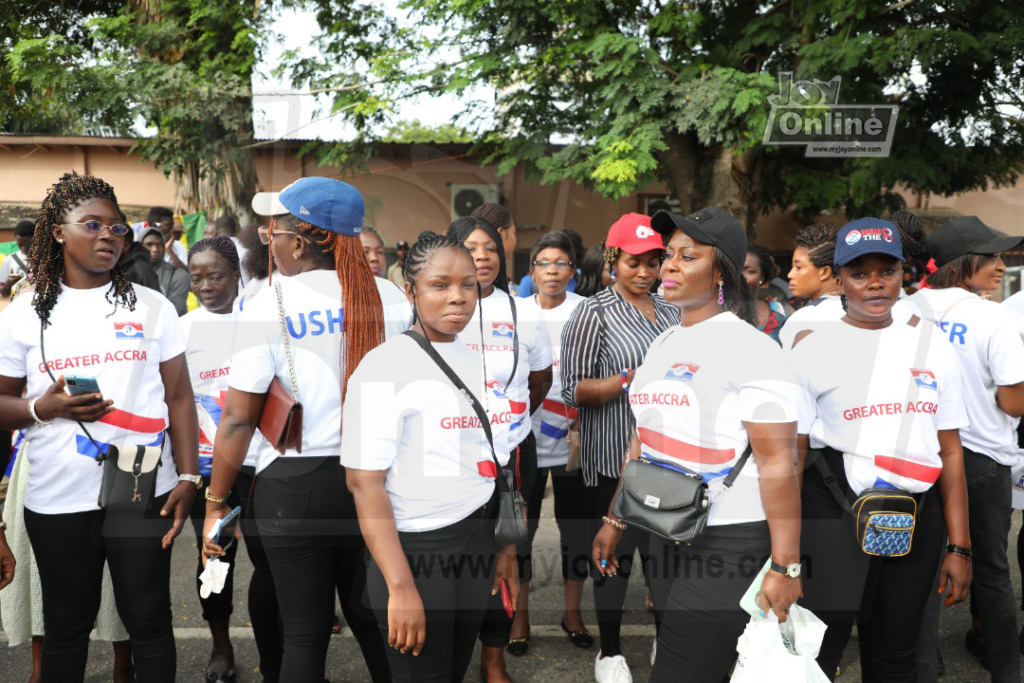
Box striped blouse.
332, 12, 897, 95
560, 287, 680, 486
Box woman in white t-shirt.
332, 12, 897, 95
779, 223, 841, 348
446, 215, 553, 673
901, 215, 1024, 679
0, 172, 201, 683
792, 220, 973, 680
592, 207, 804, 683
202, 178, 411, 683
518, 231, 593, 649
343, 231, 518, 683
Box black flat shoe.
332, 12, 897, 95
205, 668, 236, 683
560, 619, 594, 649
506, 630, 530, 656
965, 629, 990, 670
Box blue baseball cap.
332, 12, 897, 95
277, 177, 364, 235
834, 218, 904, 267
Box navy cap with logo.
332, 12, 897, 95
927, 216, 1024, 267
270, 177, 364, 236
834, 218, 904, 267
650, 207, 746, 270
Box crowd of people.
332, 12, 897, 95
0, 170, 1022, 683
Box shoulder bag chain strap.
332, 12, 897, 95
274, 281, 300, 402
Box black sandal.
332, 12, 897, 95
506, 629, 530, 656
560, 619, 594, 649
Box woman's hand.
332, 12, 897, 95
0, 531, 15, 591
592, 522, 623, 577
492, 543, 520, 610
201, 501, 233, 564
938, 553, 972, 606
759, 571, 802, 623
159, 481, 197, 549
388, 584, 426, 656
35, 376, 114, 423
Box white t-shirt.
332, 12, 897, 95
521, 293, 584, 468
780, 293, 912, 349
1003, 290, 1024, 341
229, 236, 250, 286
0, 250, 28, 282
165, 240, 188, 266
341, 334, 512, 532
229, 271, 413, 472
629, 312, 804, 526
0, 284, 185, 514
790, 318, 968, 494
180, 307, 260, 473
460, 289, 552, 447
899, 288, 1024, 465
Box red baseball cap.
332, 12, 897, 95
605, 213, 664, 255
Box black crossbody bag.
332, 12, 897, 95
40, 326, 163, 511
404, 330, 527, 545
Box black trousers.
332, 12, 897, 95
479, 433, 538, 648
647, 522, 771, 683
525, 462, 591, 583
24, 492, 176, 683
255, 456, 390, 683
800, 450, 944, 683
235, 465, 284, 681
589, 472, 653, 657
367, 500, 498, 682
188, 474, 240, 622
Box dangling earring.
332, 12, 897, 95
717, 280, 724, 306
840, 294, 848, 311
611, 268, 617, 280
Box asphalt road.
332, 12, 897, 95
1, 491, 1022, 682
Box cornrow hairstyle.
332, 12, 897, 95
746, 243, 777, 283
794, 223, 838, 271
576, 243, 608, 297
240, 222, 269, 280
30, 172, 135, 328
446, 216, 510, 293
926, 253, 998, 290
471, 202, 512, 231
283, 214, 385, 403
716, 248, 757, 327
528, 231, 576, 268
188, 236, 240, 272
890, 210, 927, 258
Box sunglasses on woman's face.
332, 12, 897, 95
63, 220, 129, 236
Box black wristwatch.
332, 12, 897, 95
770, 560, 802, 578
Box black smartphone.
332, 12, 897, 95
65, 375, 102, 397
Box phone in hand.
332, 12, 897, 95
65, 375, 102, 397
500, 579, 515, 618
207, 505, 242, 553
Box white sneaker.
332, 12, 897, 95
650, 637, 657, 666
595, 651, 633, 683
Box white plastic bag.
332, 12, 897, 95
730, 604, 830, 683
1011, 456, 1024, 511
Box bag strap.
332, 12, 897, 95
403, 330, 511, 493
273, 282, 300, 402
39, 324, 107, 463
813, 448, 928, 512
721, 444, 753, 489
505, 292, 520, 387
10, 253, 27, 274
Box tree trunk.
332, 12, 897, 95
657, 129, 703, 213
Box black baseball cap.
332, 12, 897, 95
650, 207, 747, 270
928, 216, 1024, 267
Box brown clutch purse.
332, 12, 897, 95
258, 282, 303, 454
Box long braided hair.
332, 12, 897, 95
280, 214, 385, 402
30, 172, 135, 328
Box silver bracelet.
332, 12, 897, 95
28, 397, 54, 426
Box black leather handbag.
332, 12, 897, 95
404, 330, 527, 545
614, 447, 752, 544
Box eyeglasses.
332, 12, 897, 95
257, 225, 301, 245
63, 221, 129, 236
532, 260, 573, 271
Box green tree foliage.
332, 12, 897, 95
382, 119, 472, 143
296, 0, 1024, 228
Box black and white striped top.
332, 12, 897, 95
560, 287, 680, 486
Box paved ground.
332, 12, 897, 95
1, 490, 1022, 682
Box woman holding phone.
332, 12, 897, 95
202, 178, 411, 683
0, 172, 200, 683
343, 230, 519, 682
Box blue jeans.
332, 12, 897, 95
963, 447, 1020, 683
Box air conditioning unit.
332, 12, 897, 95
451, 184, 501, 220
641, 195, 682, 216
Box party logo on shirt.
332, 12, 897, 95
665, 363, 700, 382
492, 322, 514, 339
486, 379, 509, 401
113, 322, 144, 340
910, 368, 937, 391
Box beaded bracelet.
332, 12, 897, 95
620, 368, 631, 394
947, 543, 973, 561
602, 515, 627, 531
